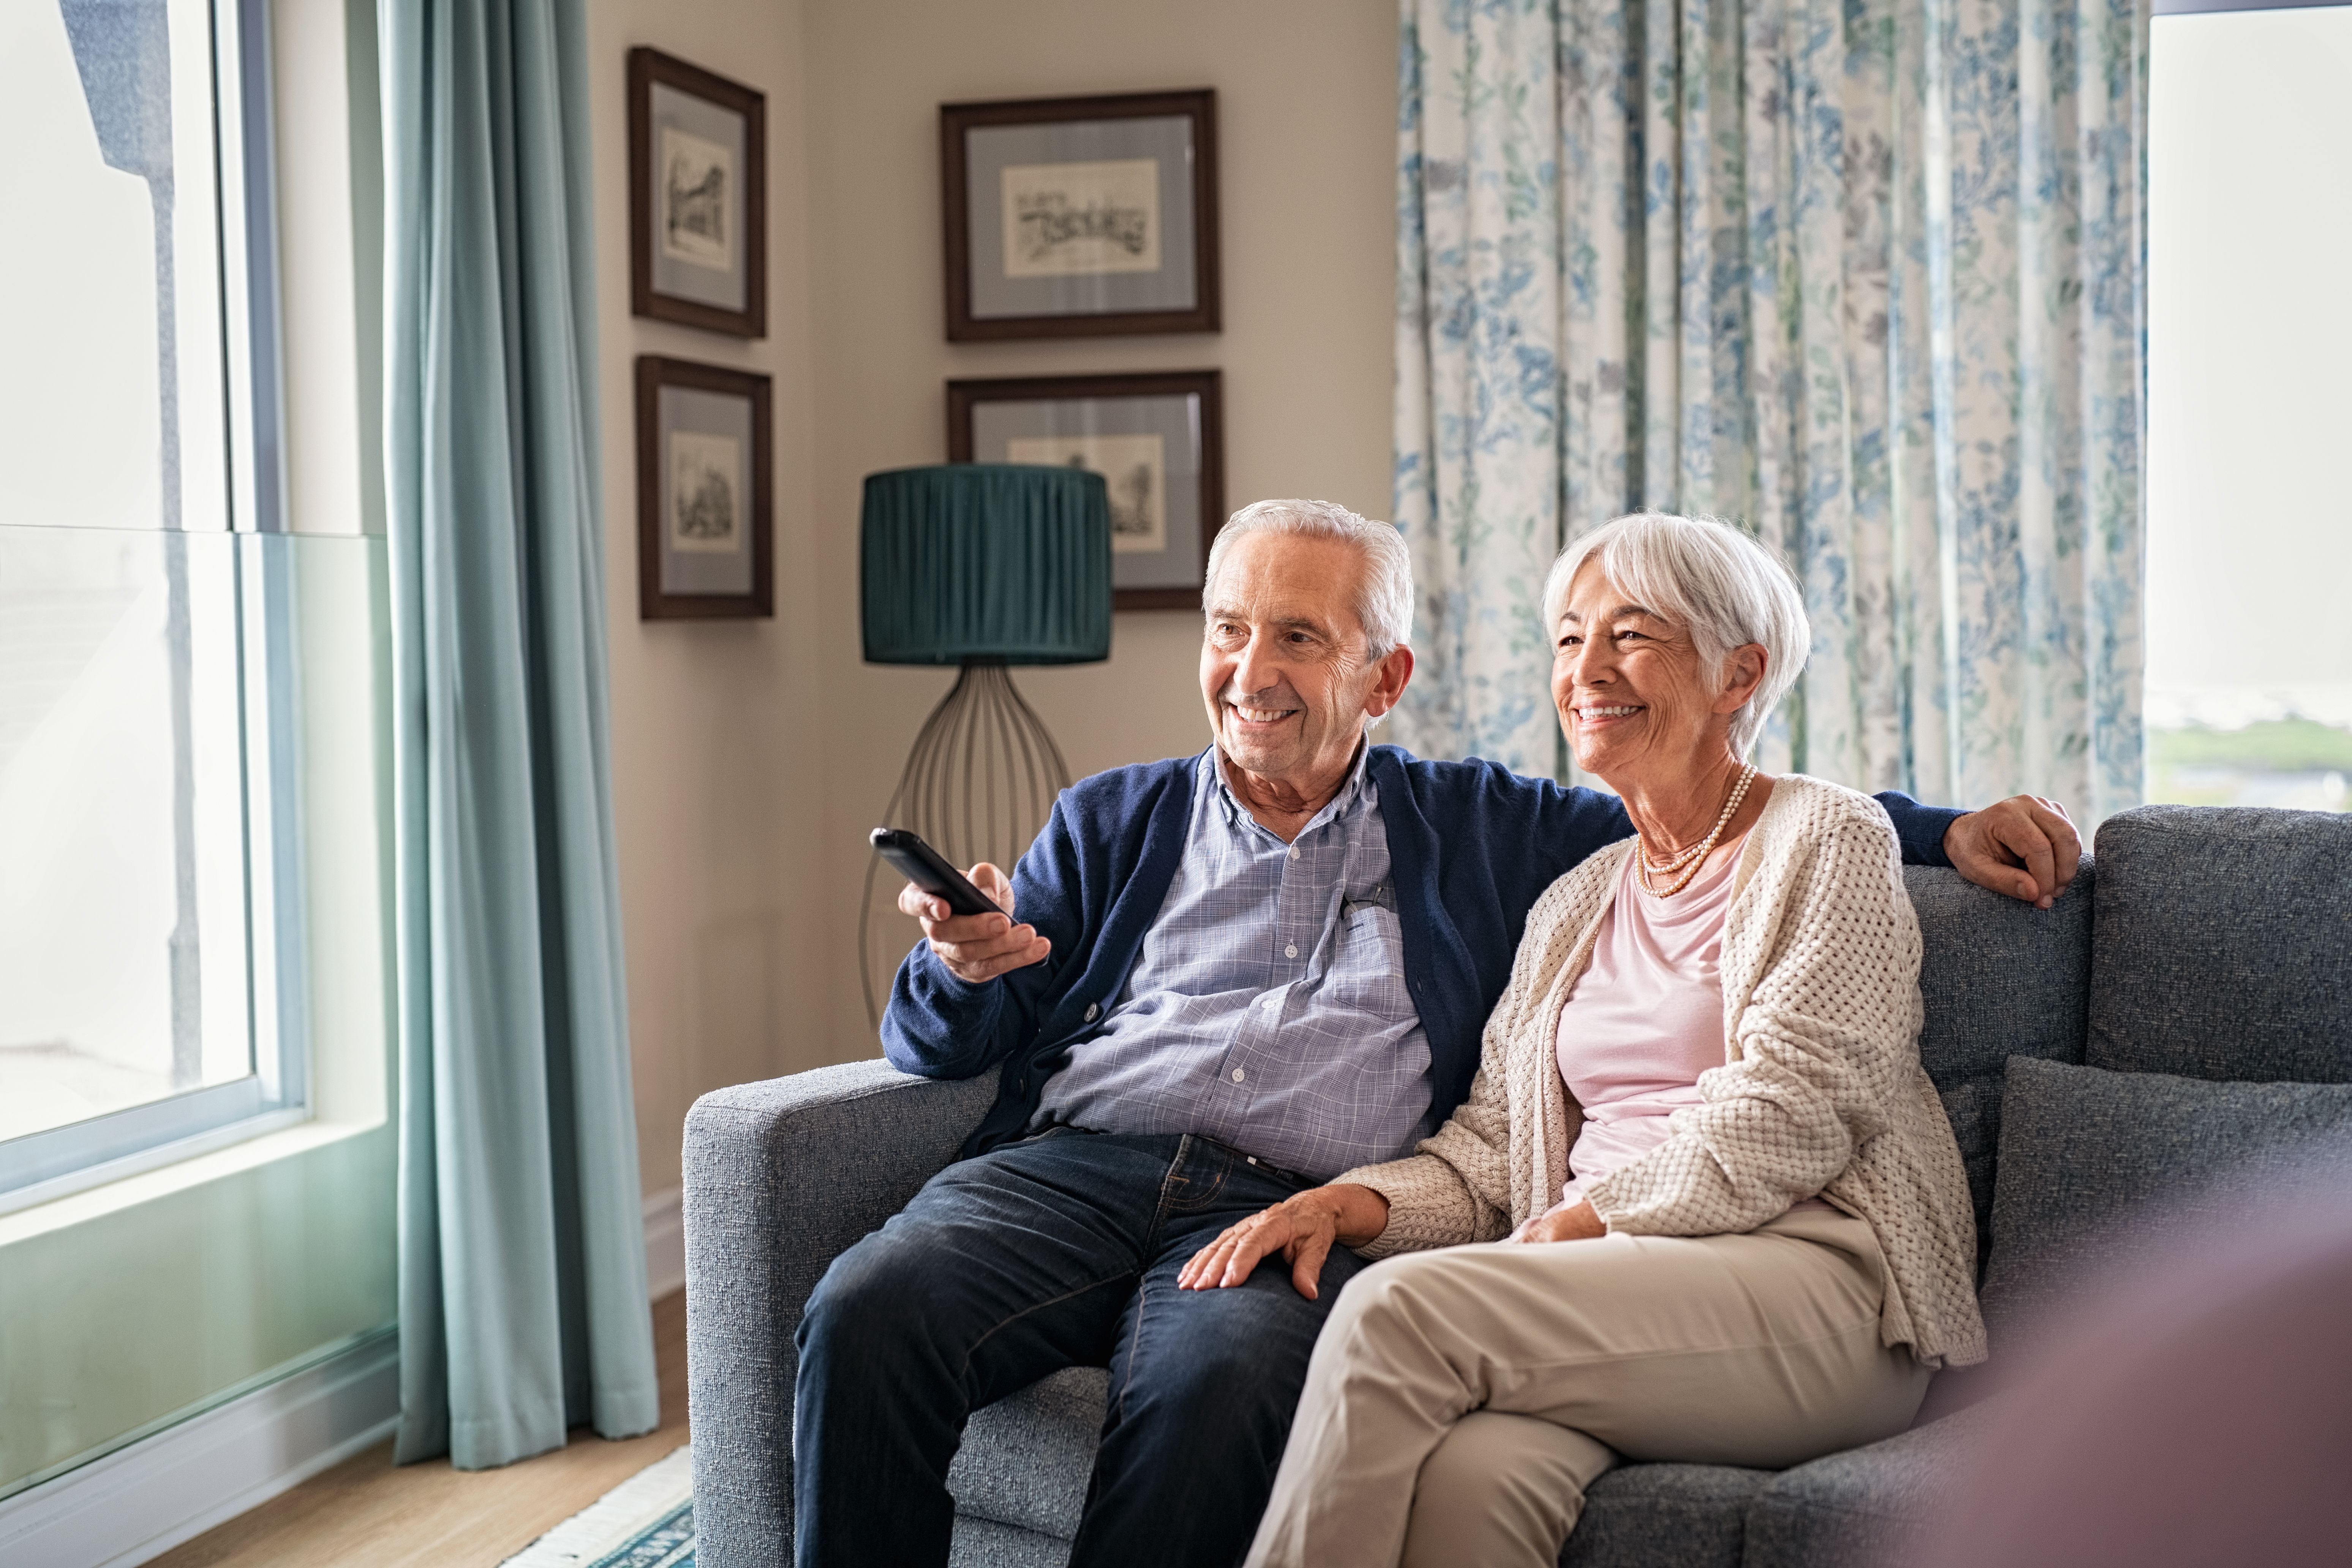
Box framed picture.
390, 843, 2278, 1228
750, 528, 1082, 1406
629, 48, 767, 338
948, 370, 1224, 610
635, 356, 773, 620
939, 89, 1219, 342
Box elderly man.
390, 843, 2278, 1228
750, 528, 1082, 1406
794, 500, 2078, 1568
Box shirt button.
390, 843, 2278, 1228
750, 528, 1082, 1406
1231, 1067, 1246, 1083
1284, 944, 1298, 959
1083, 1003, 1099, 1022
1288, 846, 1299, 860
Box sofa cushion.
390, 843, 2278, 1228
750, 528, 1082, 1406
947, 1366, 1107, 1541
941, 1368, 1764, 1568
1902, 863, 2095, 1260
1744, 1400, 2004, 1568
1980, 1056, 2352, 1335
1558, 1462, 1765, 1568
2087, 805, 2352, 1083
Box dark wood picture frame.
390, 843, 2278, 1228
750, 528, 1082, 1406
940, 89, 1220, 342
947, 370, 1225, 611
636, 356, 774, 620
629, 48, 768, 338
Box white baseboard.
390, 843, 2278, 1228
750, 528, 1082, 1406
0, 1329, 400, 1568
643, 1184, 684, 1300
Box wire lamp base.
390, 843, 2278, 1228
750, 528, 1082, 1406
861, 659, 1072, 1025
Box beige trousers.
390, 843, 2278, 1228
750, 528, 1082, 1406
1244, 1208, 1933, 1568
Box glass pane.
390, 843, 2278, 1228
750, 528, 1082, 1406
0, 0, 229, 536
0, 0, 265, 1157
2146, 6, 2352, 812
0, 525, 254, 1142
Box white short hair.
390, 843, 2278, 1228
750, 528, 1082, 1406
1540, 513, 1809, 758
1203, 499, 1413, 659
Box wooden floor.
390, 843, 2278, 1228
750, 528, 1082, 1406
152, 1291, 691, 1568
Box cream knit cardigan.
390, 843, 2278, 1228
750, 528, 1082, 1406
1338, 773, 1988, 1367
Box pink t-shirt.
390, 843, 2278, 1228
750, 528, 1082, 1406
1555, 846, 1739, 1208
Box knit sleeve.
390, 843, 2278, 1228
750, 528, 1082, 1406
1583, 808, 1921, 1237
1335, 1059, 1513, 1256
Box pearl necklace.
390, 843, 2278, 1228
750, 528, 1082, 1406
1636, 762, 1757, 898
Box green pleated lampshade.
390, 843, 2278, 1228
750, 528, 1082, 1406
861, 464, 1113, 665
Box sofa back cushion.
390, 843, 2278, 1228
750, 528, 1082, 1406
1903, 863, 2096, 1252
2088, 806, 2352, 1083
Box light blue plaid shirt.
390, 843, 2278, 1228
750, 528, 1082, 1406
1031, 746, 1437, 1179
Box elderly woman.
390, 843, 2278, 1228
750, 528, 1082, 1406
1178, 513, 1988, 1568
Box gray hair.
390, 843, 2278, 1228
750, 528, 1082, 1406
1203, 499, 1413, 659
1540, 513, 1809, 758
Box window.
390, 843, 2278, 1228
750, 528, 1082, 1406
2145, 0, 2352, 812
0, 0, 305, 1205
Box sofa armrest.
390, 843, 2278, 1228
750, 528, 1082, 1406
683, 1058, 998, 1568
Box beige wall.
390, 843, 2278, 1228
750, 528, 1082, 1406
800, 0, 1399, 1047
598, 0, 1398, 1195
587, 0, 822, 1197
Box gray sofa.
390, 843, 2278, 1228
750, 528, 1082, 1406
684, 805, 2352, 1567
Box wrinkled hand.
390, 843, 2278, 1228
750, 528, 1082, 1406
899, 863, 1050, 983
1509, 1199, 1607, 1244
1944, 795, 2081, 909
1178, 1184, 1391, 1301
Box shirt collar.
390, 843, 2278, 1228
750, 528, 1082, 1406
1204, 738, 1374, 838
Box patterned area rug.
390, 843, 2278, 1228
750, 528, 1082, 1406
501, 1445, 694, 1568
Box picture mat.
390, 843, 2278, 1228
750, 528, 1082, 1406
965, 117, 1196, 320
976, 394, 1202, 588
1005, 432, 1168, 553
657, 386, 754, 594
999, 158, 1161, 278
648, 81, 746, 312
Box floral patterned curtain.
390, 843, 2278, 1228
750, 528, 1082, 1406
1392, 0, 2146, 822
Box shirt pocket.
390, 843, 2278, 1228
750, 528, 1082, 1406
1318, 896, 1410, 1022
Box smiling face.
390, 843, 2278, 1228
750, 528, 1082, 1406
1200, 531, 1410, 795
1551, 556, 1765, 787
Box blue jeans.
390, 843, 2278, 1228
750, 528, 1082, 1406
793, 1129, 1370, 1568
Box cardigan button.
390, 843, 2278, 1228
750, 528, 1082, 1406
1083, 1002, 1099, 1023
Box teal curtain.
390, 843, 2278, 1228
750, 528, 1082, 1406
382, 0, 658, 1468
1393, 0, 2146, 823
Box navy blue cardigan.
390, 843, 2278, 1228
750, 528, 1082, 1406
882, 746, 1961, 1158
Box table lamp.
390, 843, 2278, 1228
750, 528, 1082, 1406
858, 463, 1112, 1021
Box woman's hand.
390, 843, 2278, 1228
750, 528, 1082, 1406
1510, 1199, 1607, 1244
1178, 1184, 1391, 1301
